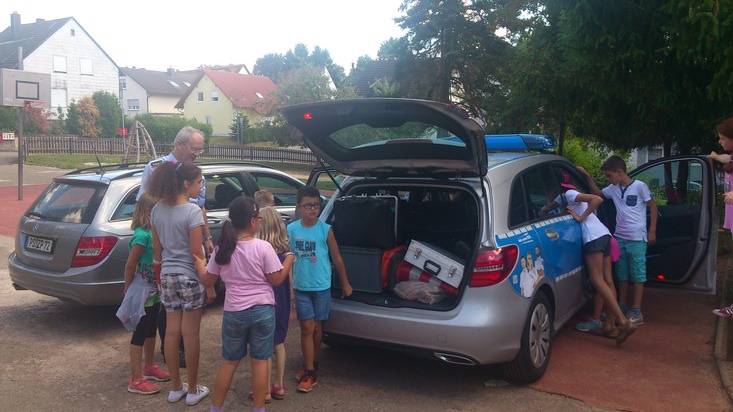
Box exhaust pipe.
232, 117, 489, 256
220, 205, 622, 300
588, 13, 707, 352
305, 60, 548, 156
433, 352, 476, 365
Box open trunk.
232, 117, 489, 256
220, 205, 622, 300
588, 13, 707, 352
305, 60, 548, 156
324, 180, 480, 310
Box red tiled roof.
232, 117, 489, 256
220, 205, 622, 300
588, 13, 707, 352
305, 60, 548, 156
175, 69, 277, 113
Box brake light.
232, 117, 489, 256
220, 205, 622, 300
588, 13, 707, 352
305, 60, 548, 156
469, 245, 518, 287
71, 236, 118, 267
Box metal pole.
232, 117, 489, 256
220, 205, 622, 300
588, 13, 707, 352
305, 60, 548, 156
17, 46, 24, 200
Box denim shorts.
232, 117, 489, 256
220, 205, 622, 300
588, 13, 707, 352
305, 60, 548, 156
160, 273, 206, 312
221, 305, 275, 361
294, 289, 331, 321
614, 238, 647, 283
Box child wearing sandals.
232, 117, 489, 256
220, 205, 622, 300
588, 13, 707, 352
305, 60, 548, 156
120, 192, 170, 395
149, 161, 215, 406
194, 197, 288, 412
548, 171, 637, 344
257, 206, 296, 401
710, 117, 733, 317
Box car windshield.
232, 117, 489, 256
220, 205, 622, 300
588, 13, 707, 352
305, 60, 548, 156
330, 122, 463, 149
27, 182, 106, 224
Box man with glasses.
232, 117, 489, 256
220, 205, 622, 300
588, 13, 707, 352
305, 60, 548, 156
137, 125, 213, 368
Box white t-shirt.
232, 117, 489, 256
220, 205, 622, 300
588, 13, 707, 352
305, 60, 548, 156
520, 267, 537, 297
601, 180, 652, 241
561, 189, 611, 244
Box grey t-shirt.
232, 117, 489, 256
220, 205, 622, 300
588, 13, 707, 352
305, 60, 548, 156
151, 202, 204, 280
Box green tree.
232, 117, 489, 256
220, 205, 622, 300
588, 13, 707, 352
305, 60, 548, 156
133, 114, 212, 143
0, 106, 16, 133
229, 114, 250, 144
66, 100, 81, 136
92, 91, 122, 138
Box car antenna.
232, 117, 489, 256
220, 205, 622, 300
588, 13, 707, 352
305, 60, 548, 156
317, 156, 343, 193
94, 152, 106, 175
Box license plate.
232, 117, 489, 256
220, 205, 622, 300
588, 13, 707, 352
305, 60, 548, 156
27, 235, 53, 253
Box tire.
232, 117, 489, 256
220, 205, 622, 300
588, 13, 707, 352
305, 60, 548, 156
502, 292, 553, 383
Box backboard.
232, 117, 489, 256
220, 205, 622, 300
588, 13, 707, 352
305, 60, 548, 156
0, 69, 51, 109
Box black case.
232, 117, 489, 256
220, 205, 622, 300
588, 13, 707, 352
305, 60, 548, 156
332, 195, 398, 249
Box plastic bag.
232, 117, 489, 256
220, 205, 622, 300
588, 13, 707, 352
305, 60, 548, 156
393, 280, 448, 304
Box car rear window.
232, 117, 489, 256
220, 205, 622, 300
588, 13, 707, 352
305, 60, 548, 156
27, 182, 106, 224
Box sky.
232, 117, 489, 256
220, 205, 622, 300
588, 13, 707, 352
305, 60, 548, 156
1, 1, 407, 73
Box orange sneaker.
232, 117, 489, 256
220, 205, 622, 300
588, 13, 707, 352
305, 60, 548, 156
297, 372, 317, 393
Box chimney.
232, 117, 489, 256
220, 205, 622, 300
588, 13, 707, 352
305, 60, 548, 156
167, 67, 175, 76
10, 12, 20, 40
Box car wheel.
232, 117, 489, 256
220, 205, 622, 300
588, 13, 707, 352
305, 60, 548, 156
502, 292, 553, 383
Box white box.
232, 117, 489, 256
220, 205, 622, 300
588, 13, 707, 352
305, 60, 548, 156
404, 240, 465, 288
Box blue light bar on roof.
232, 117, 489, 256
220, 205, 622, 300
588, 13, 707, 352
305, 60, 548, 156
485, 134, 557, 151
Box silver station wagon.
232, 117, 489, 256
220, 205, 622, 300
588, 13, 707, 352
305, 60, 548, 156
282, 98, 718, 382
9, 162, 305, 306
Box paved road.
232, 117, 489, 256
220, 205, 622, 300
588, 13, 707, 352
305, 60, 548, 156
1, 155, 732, 411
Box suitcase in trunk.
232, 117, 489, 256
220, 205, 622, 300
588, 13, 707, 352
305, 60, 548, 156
334, 245, 384, 293
404, 240, 465, 288
332, 195, 399, 249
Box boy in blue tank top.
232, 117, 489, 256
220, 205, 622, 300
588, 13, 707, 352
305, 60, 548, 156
287, 185, 353, 393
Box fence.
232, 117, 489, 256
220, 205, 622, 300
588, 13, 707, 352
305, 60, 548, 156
22, 136, 319, 165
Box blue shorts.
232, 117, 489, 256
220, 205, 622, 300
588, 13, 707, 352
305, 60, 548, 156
221, 305, 275, 361
294, 289, 331, 322
614, 238, 647, 283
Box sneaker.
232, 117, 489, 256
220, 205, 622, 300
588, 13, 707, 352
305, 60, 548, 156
575, 318, 601, 332
627, 311, 644, 325
294, 362, 318, 382
127, 377, 160, 395
713, 304, 733, 317
297, 372, 317, 393
168, 383, 188, 403
616, 321, 637, 345
185, 385, 210, 406
142, 364, 170, 382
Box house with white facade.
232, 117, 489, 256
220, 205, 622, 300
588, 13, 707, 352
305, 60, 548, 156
0, 12, 119, 117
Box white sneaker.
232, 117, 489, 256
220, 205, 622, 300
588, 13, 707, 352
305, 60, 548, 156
168, 383, 188, 403
185, 385, 210, 406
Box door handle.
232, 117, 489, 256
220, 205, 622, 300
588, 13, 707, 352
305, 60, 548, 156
208, 218, 222, 224
545, 228, 560, 241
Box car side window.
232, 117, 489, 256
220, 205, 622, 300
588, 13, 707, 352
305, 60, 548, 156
509, 164, 562, 228
634, 159, 703, 206
250, 172, 303, 207
110, 188, 139, 221
205, 174, 246, 210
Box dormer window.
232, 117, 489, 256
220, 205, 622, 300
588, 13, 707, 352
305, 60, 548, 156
168, 80, 179, 87
255, 92, 264, 99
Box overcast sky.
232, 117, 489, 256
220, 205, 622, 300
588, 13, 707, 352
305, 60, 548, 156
1, 1, 407, 73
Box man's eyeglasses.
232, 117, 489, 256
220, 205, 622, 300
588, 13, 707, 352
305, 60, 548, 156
299, 203, 321, 210
188, 145, 204, 154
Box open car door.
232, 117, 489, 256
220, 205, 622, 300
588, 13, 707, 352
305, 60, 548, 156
602, 155, 718, 293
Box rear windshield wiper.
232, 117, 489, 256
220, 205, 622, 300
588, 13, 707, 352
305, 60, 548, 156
26, 211, 46, 219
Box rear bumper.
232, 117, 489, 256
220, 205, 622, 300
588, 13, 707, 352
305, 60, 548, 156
8, 252, 123, 306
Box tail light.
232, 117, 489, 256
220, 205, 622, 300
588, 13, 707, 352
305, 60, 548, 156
469, 245, 518, 287
71, 236, 118, 267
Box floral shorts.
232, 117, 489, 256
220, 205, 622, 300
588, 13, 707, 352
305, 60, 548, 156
160, 272, 206, 312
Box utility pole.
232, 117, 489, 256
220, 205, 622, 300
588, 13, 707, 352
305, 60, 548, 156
17, 46, 23, 200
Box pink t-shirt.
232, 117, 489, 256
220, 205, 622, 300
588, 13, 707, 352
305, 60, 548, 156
725, 171, 733, 232
205, 238, 283, 312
